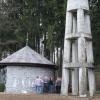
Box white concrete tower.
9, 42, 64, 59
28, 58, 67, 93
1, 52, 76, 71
61, 0, 96, 97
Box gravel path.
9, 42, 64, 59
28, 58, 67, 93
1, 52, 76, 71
0, 93, 100, 100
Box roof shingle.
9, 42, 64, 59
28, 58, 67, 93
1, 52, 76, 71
0, 46, 56, 68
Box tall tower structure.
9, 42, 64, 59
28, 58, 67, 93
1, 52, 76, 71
61, 0, 96, 97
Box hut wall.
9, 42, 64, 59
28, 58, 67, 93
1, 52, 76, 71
5, 66, 54, 93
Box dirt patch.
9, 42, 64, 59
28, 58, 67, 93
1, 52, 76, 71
0, 93, 100, 100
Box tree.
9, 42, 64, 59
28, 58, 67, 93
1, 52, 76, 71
90, 0, 100, 65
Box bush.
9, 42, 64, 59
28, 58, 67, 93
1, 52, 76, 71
0, 83, 5, 92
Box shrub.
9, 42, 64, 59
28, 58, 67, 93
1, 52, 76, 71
0, 83, 5, 92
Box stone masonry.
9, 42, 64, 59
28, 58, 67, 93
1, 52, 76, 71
61, 0, 96, 97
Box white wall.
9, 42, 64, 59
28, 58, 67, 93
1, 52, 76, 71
6, 66, 54, 93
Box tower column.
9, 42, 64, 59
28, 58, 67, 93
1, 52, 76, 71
72, 41, 79, 95
72, 16, 79, 96
85, 14, 91, 34
77, 8, 87, 97
61, 68, 69, 95
78, 37, 87, 97
61, 11, 72, 96
85, 13, 96, 96
72, 68, 79, 95
61, 39, 71, 95
65, 12, 73, 34
77, 9, 84, 33
88, 69, 96, 96
86, 41, 96, 96
79, 67, 87, 97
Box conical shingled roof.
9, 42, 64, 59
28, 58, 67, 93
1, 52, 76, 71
0, 46, 56, 68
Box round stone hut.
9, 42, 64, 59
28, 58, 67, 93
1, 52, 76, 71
0, 46, 56, 93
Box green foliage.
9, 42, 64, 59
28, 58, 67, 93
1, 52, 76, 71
47, 25, 55, 50
90, 1, 100, 64
0, 83, 5, 92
